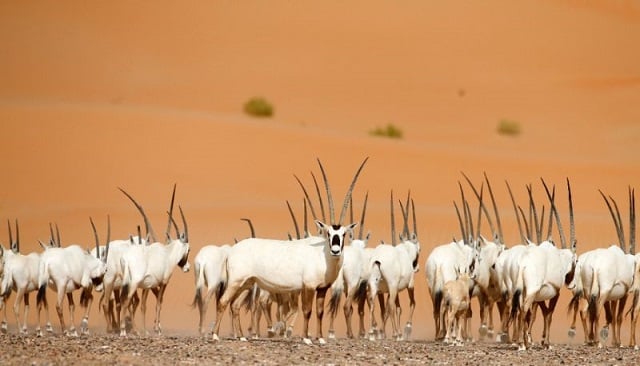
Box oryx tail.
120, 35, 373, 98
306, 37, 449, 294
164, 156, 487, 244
510, 264, 525, 321
328, 270, 345, 318
36, 257, 50, 307
191, 261, 205, 311
588, 266, 599, 322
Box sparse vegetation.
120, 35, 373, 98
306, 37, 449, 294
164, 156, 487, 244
497, 119, 521, 136
243, 97, 274, 118
369, 123, 403, 139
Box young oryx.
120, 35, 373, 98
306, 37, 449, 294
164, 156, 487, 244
36, 218, 109, 336
328, 193, 373, 339
367, 190, 421, 341
442, 270, 476, 345
0, 220, 53, 335
510, 179, 577, 350
119, 186, 191, 337
211, 158, 368, 345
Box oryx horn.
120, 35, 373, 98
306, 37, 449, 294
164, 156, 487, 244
630, 186, 636, 255
118, 187, 158, 243
390, 190, 397, 246
89, 217, 100, 259
294, 173, 319, 221
506, 180, 526, 245
461, 172, 497, 242
338, 157, 369, 225
165, 183, 177, 241
567, 178, 576, 252
484, 172, 504, 243
286, 200, 301, 240
179, 205, 188, 243
358, 191, 369, 240
600, 189, 625, 252
240, 218, 256, 238
541, 178, 567, 249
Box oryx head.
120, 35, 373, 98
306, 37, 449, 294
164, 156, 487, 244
7, 219, 19, 254
89, 216, 110, 288
167, 203, 190, 273
311, 157, 368, 257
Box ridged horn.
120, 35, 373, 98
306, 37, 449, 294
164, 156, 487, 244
89, 217, 100, 259
506, 180, 525, 245
286, 200, 301, 240
294, 174, 318, 221
240, 218, 255, 238
317, 159, 335, 224
338, 157, 369, 225
118, 187, 157, 243
358, 191, 369, 240
166, 184, 177, 241
179, 205, 188, 243
600, 189, 625, 251
484, 172, 504, 244
567, 178, 575, 252
391, 190, 397, 246
462, 172, 496, 242
630, 187, 636, 255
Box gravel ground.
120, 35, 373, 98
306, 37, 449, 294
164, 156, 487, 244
2, 333, 640, 366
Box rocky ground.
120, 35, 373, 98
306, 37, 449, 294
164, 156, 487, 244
2, 333, 640, 365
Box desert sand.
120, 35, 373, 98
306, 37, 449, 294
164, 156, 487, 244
1, 1, 640, 363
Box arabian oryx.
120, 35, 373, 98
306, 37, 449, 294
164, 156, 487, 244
367, 190, 421, 341
426, 181, 484, 341
0, 220, 53, 335
118, 186, 191, 337
328, 192, 373, 340
442, 270, 476, 345
36, 218, 109, 336
568, 187, 637, 348
211, 157, 368, 345
510, 178, 577, 350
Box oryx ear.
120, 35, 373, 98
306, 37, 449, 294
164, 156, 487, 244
346, 222, 358, 232
129, 235, 135, 245
315, 220, 328, 232
411, 233, 417, 242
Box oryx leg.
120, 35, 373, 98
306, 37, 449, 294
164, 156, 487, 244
615, 296, 627, 348
13, 289, 27, 334
478, 291, 489, 338
152, 285, 167, 336
230, 288, 249, 340
101, 283, 116, 333
301, 288, 315, 345
139, 288, 150, 336
315, 287, 328, 344
367, 281, 379, 341
629, 291, 640, 349
281, 292, 300, 338
64, 292, 78, 337
0, 294, 8, 333
35, 290, 53, 336
357, 292, 369, 338
432, 290, 444, 340
79, 288, 93, 335
343, 291, 355, 339
259, 292, 274, 338
404, 287, 416, 340
386, 288, 400, 341
539, 295, 559, 348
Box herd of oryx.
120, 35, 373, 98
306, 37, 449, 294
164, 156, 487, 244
1, 157, 639, 351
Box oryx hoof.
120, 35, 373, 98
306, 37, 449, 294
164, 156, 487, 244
634, 345, 639, 351
479, 325, 488, 338
46, 323, 54, 333
518, 344, 527, 351
368, 331, 376, 342
267, 328, 275, 338
212, 333, 220, 342
303, 338, 313, 345
600, 327, 609, 340
328, 330, 336, 340
20, 326, 28, 335
1, 321, 7, 333
404, 323, 412, 340
318, 338, 326, 345
498, 333, 510, 343
239, 337, 248, 342
285, 327, 293, 339
36, 329, 44, 338
568, 327, 576, 338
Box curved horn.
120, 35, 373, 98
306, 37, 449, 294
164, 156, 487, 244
286, 200, 301, 240
600, 190, 624, 251
464, 199, 474, 244
540, 179, 556, 240
303, 198, 308, 237
517, 205, 531, 242
338, 157, 369, 225
55, 223, 61, 247
506, 180, 526, 245
358, 191, 369, 240
475, 184, 484, 240
484, 172, 504, 244
137, 225, 142, 244
458, 182, 470, 244
454, 200, 466, 244
240, 218, 256, 238
462, 172, 496, 241
311, 172, 326, 223
165, 184, 177, 241
527, 184, 540, 243
630, 187, 636, 255
179, 205, 188, 243
411, 198, 418, 239
118, 187, 157, 243
294, 174, 318, 221
547, 182, 567, 249
14, 219, 19, 253
399, 191, 411, 239
567, 178, 575, 252
105, 215, 111, 262
89, 217, 100, 259
317, 159, 335, 224
391, 190, 397, 246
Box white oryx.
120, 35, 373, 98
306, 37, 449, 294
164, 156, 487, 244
192, 244, 231, 336
36, 218, 109, 336
0, 220, 53, 335
118, 186, 191, 337
328, 193, 373, 339
568, 188, 636, 348
367, 190, 421, 341
510, 178, 577, 350
211, 158, 368, 345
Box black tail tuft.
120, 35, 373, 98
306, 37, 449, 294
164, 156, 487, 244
37, 284, 47, 306
328, 287, 342, 318
510, 289, 521, 322
191, 287, 202, 310
567, 291, 582, 317
588, 294, 597, 323
216, 281, 226, 303
434, 289, 443, 316
121, 284, 129, 301
354, 279, 368, 305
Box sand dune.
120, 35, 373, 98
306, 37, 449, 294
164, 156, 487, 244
0, 1, 639, 341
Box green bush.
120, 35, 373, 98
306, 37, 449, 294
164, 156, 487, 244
369, 123, 403, 139
243, 97, 274, 117
497, 119, 521, 136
